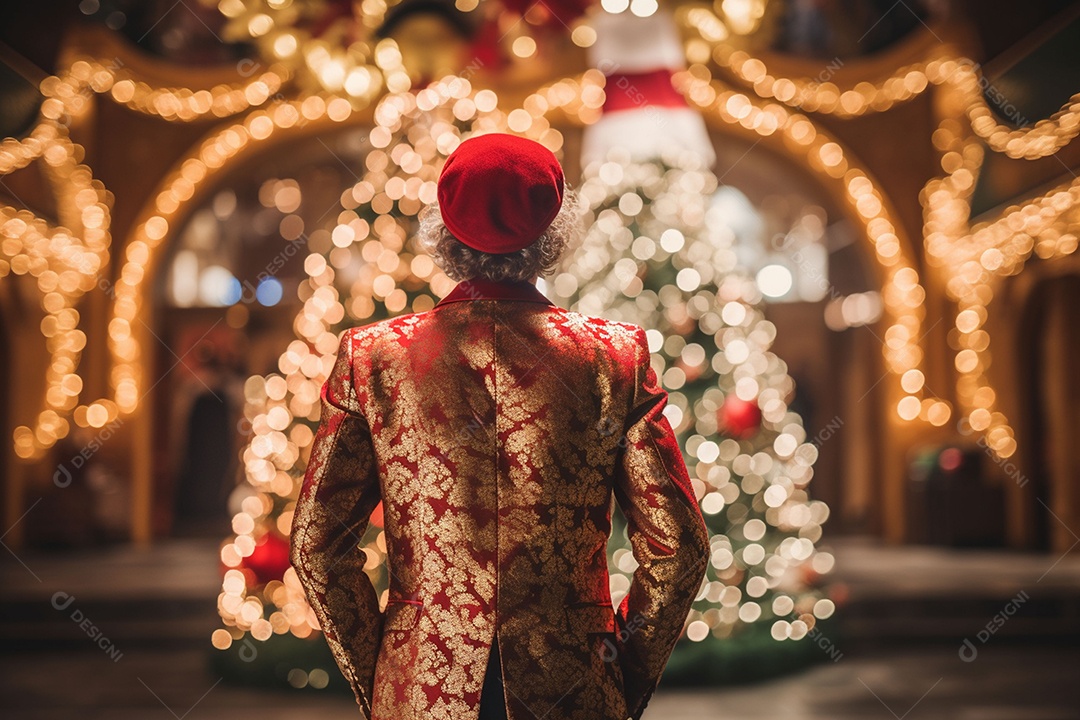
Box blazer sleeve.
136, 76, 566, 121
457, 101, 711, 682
290, 329, 384, 717
614, 326, 710, 720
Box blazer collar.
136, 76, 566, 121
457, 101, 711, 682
436, 278, 554, 307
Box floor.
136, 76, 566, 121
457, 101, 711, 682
2, 537, 1079, 719
3, 643, 1077, 719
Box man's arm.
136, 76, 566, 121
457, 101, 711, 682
290, 329, 383, 716
614, 326, 710, 720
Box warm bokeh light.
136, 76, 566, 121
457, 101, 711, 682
560, 143, 831, 640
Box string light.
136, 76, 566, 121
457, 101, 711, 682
708, 30, 1080, 159
2, 26, 306, 456
215, 0, 410, 105
939, 60, 1080, 159
72, 57, 288, 121
923, 74, 1080, 457
518, 70, 609, 128
3, 112, 111, 458
0, 122, 65, 174
708, 36, 944, 117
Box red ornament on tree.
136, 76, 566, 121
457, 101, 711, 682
719, 396, 762, 438
242, 532, 292, 584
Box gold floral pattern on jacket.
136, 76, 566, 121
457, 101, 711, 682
292, 278, 709, 720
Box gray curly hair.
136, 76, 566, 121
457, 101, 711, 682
417, 187, 580, 282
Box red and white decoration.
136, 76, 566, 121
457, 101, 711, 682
583, 10, 716, 165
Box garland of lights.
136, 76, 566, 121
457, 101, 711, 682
214, 0, 413, 104
81, 58, 288, 122
2, 110, 112, 459
712, 46, 938, 117
922, 63, 1080, 457
944, 62, 1080, 160
2, 30, 296, 458
708, 28, 1080, 159
947, 182, 1080, 457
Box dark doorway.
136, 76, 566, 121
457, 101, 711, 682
1018, 272, 1080, 550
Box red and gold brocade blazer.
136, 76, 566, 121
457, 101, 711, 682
291, 278, 709, 720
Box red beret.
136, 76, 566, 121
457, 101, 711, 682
437, 134, 565, 254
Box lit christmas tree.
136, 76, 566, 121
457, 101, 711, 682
548, 10, 836, 656
554, 149, 835, 649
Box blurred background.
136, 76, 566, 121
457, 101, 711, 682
1, 0, 1079, 718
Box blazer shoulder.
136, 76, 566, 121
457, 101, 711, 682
557, 308, 639, 338
553, 310, 647, 363
343, 312, 421, 350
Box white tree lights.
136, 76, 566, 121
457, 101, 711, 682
553, 147, 834, 642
